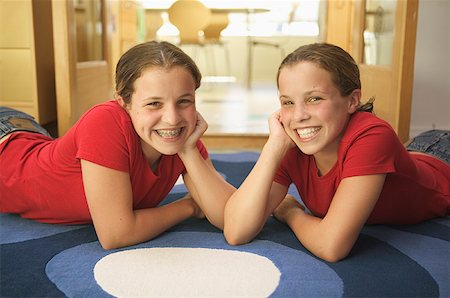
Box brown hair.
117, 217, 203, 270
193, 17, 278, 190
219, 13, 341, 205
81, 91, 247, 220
277, 43, 373, 113
115, 41, 202, 105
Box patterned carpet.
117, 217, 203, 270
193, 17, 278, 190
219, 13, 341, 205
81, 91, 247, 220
1, 152, 449, 297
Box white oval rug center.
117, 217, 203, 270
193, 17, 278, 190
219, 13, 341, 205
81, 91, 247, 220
94, 247, 281, 297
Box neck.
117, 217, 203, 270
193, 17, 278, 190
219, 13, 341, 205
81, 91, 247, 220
140, 140, 161, 169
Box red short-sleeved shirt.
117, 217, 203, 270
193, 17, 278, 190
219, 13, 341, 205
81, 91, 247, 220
274, 112, 450, 224
0, 100, 208, 224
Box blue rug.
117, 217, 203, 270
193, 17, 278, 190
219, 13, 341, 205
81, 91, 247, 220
1, 152, 449, 297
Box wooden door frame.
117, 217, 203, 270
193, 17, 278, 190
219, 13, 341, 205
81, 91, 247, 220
52, 0, 112, 136
327, 0, 418, 142
52, 0, 77, 136
391, 0, 418, 142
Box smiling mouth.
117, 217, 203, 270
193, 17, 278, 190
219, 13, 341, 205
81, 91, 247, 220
156, 128, 183, 138
296, 127, 320, 139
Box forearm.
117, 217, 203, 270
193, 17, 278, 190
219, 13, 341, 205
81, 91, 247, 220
283, 175, 386, 262
179, 148, 235, 229
97, 199, 194, 250
283, 210, 354, 262
224, 141, 289, 244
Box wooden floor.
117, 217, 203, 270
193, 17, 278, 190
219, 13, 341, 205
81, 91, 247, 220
197, 82, 279, 151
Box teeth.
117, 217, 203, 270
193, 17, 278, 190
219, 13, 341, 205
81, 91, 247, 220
156, 128, 182, 138
297, 127, 320, 139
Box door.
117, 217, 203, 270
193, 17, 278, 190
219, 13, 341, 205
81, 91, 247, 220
52, 0, 113, 136
326, 0, 418, 143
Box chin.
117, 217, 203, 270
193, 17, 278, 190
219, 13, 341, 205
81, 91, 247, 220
149, 142, 181, 156
162, 144, 184, 155
294, 142, 318, 156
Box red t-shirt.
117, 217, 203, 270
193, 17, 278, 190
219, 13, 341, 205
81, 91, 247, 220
0, 100, 208, 224
274, 112, 450, 224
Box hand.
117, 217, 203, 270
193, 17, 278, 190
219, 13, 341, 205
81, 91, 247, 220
191, 198, 205, 219
181, 112, 208, 154
273, 194, 305, 224
267, 110, 295, 150
178, 193, 205, 219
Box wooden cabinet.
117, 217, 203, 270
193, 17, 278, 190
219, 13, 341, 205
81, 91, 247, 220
0, 0, 56, 125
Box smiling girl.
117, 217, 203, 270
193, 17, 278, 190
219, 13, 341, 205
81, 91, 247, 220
0, 41, 235, 249
224, 43, 450, 262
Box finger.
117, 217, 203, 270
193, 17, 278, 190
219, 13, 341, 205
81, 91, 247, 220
196, 111, 203, 122
196, 112, 208, 132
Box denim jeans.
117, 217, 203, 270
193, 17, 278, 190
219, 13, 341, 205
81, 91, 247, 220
406, 130, 450, 165
0, 107, 51, 139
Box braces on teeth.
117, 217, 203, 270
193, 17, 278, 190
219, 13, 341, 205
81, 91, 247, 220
157, 129, 181, 137
298, 128, 320, 138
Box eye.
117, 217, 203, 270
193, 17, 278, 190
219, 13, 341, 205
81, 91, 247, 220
280, 99, 294, 107
307, 96, 321, 103
178, 98, 194, 106
147, 101, 162, 108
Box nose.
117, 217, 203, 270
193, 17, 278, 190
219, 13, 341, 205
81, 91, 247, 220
293, 101, 310, 122
162, 104, 182, 125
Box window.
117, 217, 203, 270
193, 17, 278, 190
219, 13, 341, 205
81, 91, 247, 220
143, 0, 322, 37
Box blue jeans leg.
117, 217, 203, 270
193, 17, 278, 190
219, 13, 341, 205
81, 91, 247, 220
0, 107, 51, 139
406, 130, 450, 165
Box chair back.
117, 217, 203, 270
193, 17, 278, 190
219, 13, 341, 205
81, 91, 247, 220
203, 12, 229, 42
168, 0, 211, 44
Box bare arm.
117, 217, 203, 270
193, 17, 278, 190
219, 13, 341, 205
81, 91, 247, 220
178, 113, 236, 230
224, 111, 293, 245
81, 159, 200, 250
181, 157, 235, 230
274, 174, 386, 262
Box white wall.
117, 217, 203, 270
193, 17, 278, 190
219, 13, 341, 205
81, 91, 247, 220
175, 36, 318, 84
410, 0, 450, 137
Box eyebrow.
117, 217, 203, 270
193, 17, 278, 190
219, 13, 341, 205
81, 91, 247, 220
142, 92, 195, 102
144, 96, 163, 101
279, 95, 291, 100
279, 89, 328, 99
178, 92, 195, 98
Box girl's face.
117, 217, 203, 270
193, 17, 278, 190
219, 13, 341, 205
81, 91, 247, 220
278, 61, 359, 161
123, 66, 197, 163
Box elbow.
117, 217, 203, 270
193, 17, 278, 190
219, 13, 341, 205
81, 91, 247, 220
223, 226, 250, 246
224, 234, 245, 246
315, 241, 351, 263
97, 231, 131, 250
319, 250, 348, 263
224, 234, 248, 246
98, 237, 123, 250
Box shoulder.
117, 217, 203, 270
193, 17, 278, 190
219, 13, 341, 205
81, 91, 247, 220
340, 112, 402, 176
342, 112, 398, 146
74, 101, 137, 171
80, 100, 129, 123
73, 100, 136, 150
75, 100, 131, 133
347, 112, 393, 133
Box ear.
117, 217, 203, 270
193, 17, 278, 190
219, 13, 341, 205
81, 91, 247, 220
116, 95, 128, 109
348, 89, 361, 114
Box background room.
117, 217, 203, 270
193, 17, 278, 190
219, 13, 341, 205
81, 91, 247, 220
0, 0, 448, 150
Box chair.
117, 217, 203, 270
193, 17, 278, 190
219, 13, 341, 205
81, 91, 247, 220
167, 0, 211, 73
168, 0, 210, 45
168, 0, 230, 77
203, 12, 231, 76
